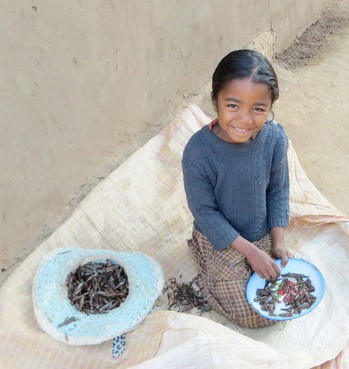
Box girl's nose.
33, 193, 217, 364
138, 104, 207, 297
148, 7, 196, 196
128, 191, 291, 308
237, 110, 253, 124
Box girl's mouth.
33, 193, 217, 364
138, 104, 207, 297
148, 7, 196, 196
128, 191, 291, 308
233, 126, 255, 132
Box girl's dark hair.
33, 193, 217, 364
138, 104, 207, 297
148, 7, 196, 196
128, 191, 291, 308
212, 49, 279, 104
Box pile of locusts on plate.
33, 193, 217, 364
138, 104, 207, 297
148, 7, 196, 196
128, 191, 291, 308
254, 272, 317, 318
246, 258, 326, 321
66, 260, 129, 314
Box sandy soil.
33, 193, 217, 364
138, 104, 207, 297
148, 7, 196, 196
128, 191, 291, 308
1, 5, 349, 287
274, 9, 349, 214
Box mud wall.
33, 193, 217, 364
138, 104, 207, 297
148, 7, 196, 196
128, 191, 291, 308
0, 0, 329, 278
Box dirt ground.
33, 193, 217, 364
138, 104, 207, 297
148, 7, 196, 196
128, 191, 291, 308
273, 6, 349, 214
1, 4, 349, 287
275, 6, 349, 70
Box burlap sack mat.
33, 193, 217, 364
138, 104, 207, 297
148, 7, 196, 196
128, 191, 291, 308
1, 104, 349, 369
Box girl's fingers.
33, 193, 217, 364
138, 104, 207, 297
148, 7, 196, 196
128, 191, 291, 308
265, 263, 280, 280
281, 253, 288, 267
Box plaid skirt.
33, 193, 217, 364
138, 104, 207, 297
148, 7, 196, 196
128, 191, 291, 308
188, 228, 278, 328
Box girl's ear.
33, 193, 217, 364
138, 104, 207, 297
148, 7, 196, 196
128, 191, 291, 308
211, 92, 218, 112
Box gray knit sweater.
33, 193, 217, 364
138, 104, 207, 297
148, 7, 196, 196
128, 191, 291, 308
182, 120, 290, 250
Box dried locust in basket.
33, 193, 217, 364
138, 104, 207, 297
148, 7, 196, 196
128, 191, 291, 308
66, 259, 129, 314
254, 272, 317, 318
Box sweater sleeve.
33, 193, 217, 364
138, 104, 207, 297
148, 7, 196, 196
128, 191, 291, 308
182, 158, 240, 250
266, 125, 290, 229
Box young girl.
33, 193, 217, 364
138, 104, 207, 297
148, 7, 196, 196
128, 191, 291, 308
182, 49, 291, 328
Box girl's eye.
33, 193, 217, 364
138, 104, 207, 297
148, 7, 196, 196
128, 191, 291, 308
254, 107, 266, 112
227, 104, 238, 109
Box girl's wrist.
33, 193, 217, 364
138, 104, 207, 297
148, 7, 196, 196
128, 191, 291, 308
270, 227, 285, 247
272, 243, 286, 252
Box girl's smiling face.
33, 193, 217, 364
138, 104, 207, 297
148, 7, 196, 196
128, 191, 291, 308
212, 77, 273, 144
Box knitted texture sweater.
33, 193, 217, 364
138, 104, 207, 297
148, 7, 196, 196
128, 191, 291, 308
182, 120, 290, 250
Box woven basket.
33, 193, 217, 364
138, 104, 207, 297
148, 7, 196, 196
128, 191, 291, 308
32, 247, 165, 345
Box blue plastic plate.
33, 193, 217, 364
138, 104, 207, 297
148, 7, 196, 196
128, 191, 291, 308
246, 258, 325, 321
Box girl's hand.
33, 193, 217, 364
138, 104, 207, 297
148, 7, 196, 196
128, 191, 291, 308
270, 227, 292, 267
272, 243, 292, 267
230, 236, 280, 280
245, 247, 280, 280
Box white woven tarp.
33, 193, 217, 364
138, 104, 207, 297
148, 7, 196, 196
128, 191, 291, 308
1, 104, 349, 369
